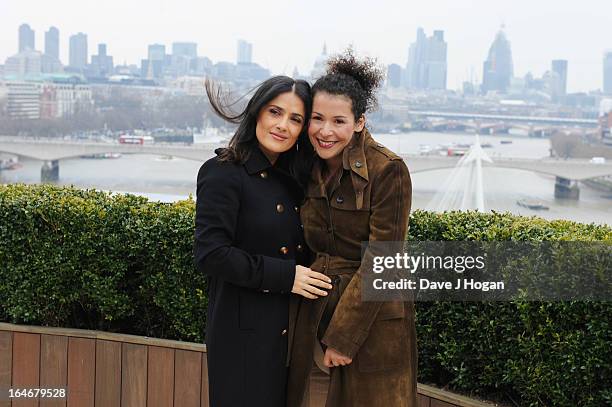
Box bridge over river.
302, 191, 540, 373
2, 138, 612, 199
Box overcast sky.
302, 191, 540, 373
1, 0, 610, 92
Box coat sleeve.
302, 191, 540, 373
194, 159, 296, 293
321, 159, 412, 358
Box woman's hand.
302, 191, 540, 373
292, 265, 332, 299
323, 347, 352, 367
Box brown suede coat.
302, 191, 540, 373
287, 129, 418, 407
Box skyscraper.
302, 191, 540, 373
91, 44, 114, 77
169, 43, 197, 77
387, 64, 402, 88
604, 52, 612, 95
148, 44, 166, 61
19, 24, 35, 52
551, 60, 568, 102
406, 28, 426, 89
142, 44, 166, 79
237, 40, 253, 64
69, 33, 88, 69
426, 31, 448, 90
482, 28, 514, 93
45, 27, 60, 61
405, 28, 447, 90
172, 42, 197, 58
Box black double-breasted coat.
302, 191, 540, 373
194, 147, 308, 407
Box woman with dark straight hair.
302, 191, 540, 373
287, 50, 417, 406
195, 76, 332, 407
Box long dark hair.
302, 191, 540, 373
205, 76, 314, 188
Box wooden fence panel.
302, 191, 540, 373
67, 338, 95, 407
94, 340, 121, 407
431, 399, 456, 407
418, 393, 431, 407
12, 332, 40, 407
200, 354, 209, 407
0, 324, 496, 407
121, 343, 147, 407
147, 346, 174, 407
40, 335, 68, 407
0, 331, 13, 407
174, 350, 202, 407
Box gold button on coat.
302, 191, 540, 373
260, 171, 268, 179
276, 204, 284, 213
297, 244, 303, 252
279, 246, 289, 255
281, 329, 287, 335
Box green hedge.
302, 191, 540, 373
409, 212, 611, 406
0, 184, 204, 341
1, 184, 610, 407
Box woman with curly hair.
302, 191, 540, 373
287, 50, 417, 406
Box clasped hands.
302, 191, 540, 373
291, 266, 353, 366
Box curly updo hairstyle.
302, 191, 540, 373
312, 48, 385, 120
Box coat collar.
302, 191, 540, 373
342, 129, 369, 182
307, 128, 372, 209
214, 145, 294, 178
243, 145, 274, 175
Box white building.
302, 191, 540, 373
4, 50, 43, 77
4, 78, 92, 119
6, 81, 41, 119
171, 76, 206, 96
41, 82, 92, 118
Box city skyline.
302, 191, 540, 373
406, 28, 448, 90
1, 0, 611, 92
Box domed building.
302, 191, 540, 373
310, 44, 328, 81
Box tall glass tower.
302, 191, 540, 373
19, 24, 35, 52
405, 28, 447, 90
604, 51, 612, 95
482, 28, 514, 93
45, 27, 60, 60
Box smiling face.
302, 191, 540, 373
308, 92, 365, 167
255, 91, 306, 164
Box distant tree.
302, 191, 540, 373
156, 96, 207, 129
0, 87, 240, 137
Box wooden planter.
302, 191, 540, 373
0, 323, 498, 407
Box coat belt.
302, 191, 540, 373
311, 253, 361, 275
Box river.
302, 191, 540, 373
1, 132, 610, 226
